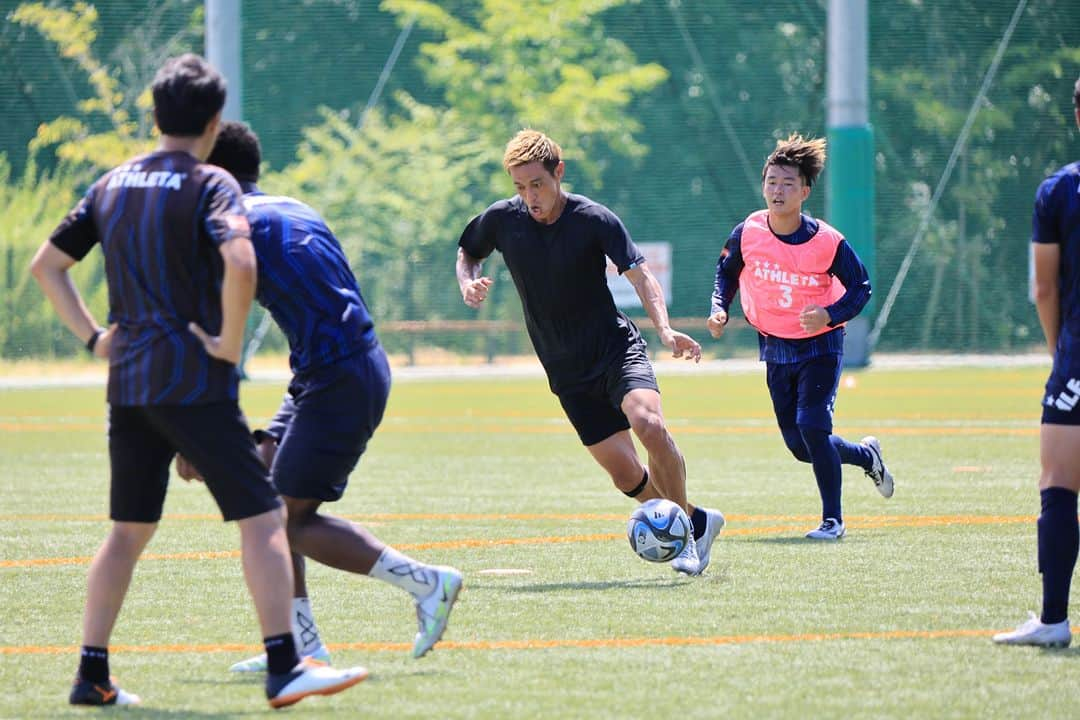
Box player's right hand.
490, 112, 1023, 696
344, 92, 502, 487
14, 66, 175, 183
461, 276, 494, 308
706, 310, 728, 339
188, 322, 242, 364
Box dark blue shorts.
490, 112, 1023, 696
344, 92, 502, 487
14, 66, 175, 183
269, 345, 392, 501
766, 354, 842, 433
1042, 353, 1080, 426
109, 402, 280, 523
557, 340, 660, 446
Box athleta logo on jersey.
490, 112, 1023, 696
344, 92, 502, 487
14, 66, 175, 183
106, 164, 187, 191
750, 259, 825, 288
1045, 378, 1080, 412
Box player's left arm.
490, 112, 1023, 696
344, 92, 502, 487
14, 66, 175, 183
801, 240, 872, 333
625, 263, 701, 362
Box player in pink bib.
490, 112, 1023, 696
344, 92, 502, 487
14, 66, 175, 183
707, 134, 894, 540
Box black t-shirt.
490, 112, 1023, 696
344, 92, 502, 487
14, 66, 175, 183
49, 150, 249, 405
459, 193, 645, 392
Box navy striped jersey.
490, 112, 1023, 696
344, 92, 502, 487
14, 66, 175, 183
459, 193, 645, 393
49, 150, 250, 405
711, 214, 871, 364
240, 184, 376, 374
1032, 161, 1080, 357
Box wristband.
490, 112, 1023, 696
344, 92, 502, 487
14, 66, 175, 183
85, 329, 104, 354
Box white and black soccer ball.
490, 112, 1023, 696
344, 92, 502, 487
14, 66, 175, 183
627, 498, 691, 563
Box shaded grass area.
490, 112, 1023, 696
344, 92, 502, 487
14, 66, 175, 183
2, 366, 1074, 718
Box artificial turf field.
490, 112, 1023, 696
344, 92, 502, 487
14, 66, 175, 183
2, 362, 1077, 718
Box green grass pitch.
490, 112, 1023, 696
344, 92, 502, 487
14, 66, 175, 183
0, 364, 1074, 718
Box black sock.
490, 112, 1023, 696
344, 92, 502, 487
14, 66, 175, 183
264, 633, 299, 675
78, 646, 109, 684
1038, 487, 1079, 625
691, 506, 707, 541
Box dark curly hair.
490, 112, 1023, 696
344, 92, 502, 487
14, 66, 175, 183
206, 120, 261, 183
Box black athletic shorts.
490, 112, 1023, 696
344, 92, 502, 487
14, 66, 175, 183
557, 340, 660, 446
108, 402, 280, 522
266, 345, 391, 502
1042, 353, 1080, 426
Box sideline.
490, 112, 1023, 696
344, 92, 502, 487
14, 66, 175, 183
0, 353, 1052, 388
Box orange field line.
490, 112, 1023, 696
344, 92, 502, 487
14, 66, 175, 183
5, 627, 1056, 657
0, 515, 1035, 568
0, 512, 1036, 524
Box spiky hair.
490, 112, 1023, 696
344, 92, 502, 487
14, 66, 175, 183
763, 133, 827, 187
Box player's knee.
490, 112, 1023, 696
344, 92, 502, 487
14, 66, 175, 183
780, 426, 810, 462
108, 522, 156, 558
628, 411, 667, 447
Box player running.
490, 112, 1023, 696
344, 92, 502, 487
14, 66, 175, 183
185, 121, 462, 670
707, 133, 894, 541
457, 129, 725, 576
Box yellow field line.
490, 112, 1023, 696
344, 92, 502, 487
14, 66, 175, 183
5, 627, 1063, 657
0, 515, 1035, 568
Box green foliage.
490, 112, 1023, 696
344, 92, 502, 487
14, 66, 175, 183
273, 95, 490, 328
0, 154, 107, 358
11, 0, 200, 170
382, 0, 667, 188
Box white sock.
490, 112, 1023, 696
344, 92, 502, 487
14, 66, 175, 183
291, 597, 324, 656
368, 547, 436, 600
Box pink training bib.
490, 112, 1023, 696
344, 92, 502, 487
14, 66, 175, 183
737, 210, 846, 339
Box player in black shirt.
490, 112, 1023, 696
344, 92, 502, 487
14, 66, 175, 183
457, 129, 725, 576
30, 54, 365, 708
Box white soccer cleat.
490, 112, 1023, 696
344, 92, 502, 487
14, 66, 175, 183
413, 566, 463, 659
862, 436, 894, 498
993, 612, 1072, 648
694, 508, 726, 574
670, 533, 702, 576
806, 518, 846, 540
230, 643, 331, 673
265, 658, 367, 709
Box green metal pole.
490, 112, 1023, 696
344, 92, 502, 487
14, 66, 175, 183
826, 0, 874, 366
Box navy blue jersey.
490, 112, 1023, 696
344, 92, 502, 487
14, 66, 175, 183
49, 151, 249, 405
241, 185, 376, 374
459, 193, 645, 392
711, 214, 871, 364
1033, 161, 1080, 356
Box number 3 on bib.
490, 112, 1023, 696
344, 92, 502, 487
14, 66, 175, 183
778, 284, 793, 308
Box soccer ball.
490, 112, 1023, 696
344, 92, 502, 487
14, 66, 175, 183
627, 498, 691, 563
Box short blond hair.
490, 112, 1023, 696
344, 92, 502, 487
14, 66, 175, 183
503, 129, 562, 175
763, 133, 827, 186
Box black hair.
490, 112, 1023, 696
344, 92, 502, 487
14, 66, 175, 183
763, 133, 827, 187
1074, 75, 1080, 112
151, 54, 226, 137
207, 120, 261, 183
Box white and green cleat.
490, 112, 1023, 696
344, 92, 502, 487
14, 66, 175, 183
413, 566, 463, 659
229, 643, 332, 673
